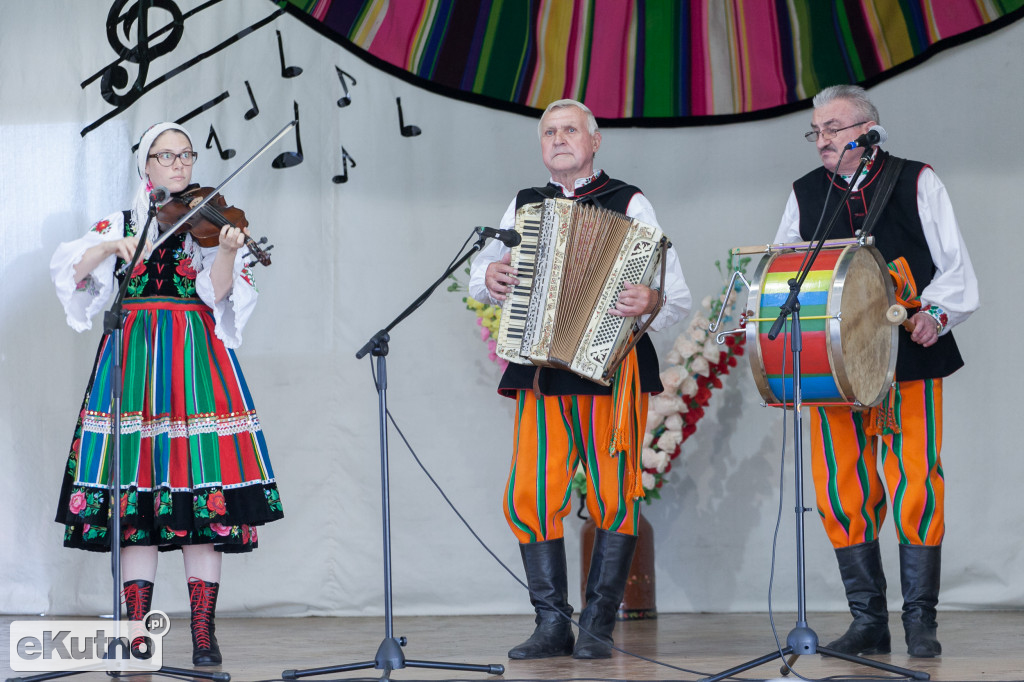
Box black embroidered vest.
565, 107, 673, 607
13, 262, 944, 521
792, 152, 963, 381
116, 212, 200, 299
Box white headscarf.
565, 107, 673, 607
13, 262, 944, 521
130, 122, 193, 231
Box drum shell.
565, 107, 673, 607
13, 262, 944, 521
745, 244, 898, 407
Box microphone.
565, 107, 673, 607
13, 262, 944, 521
476, 226, 522, 247
149, 186, 170, 203
845, 125, 887, 150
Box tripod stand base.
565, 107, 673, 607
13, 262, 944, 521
699, 626, 929, 682
281, 637, 504, 681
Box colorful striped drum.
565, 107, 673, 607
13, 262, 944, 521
746, 243, 897, 407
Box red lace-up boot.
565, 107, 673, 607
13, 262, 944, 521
122, 579, 155, 659
187, 577, 222, 666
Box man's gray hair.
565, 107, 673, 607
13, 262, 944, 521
812, 84, 880, 124
537, 99, 599, 139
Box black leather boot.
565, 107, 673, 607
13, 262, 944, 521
188, 577, 222, 666
824, 540, 891, 655
573, 529, 637, 659
123, 579, 154, 659
507, 539, 575, 659
900, 544, 942, 658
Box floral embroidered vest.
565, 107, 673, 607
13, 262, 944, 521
116, 212, 199, 299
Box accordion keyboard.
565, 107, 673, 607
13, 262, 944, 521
495, 205, 541, 358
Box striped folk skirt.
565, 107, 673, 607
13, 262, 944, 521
55, 297, 283, 553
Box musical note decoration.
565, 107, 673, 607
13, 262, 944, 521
276, 29, 302, 78
396, 97, 421, 137
99, 0, 184, 108
243, 80, 260, 120
335, 67, 356, 107
272, 101, 303, 168
81, 6, 286, 138
205, 125, 236, 160
332, 147, 357, 184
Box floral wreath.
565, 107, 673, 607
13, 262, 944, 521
450, 250, 750, 503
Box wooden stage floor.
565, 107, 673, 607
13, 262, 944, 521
5, 611, 1023, 681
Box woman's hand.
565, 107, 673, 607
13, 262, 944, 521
73, 237, 152, 283
218, 224, 249, 252
211, 224, 250, 302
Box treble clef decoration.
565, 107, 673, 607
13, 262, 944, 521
100, 0, 184, 108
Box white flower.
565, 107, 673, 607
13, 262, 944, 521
642, 430, 654, 448
655, 429, 682, 454
660, 365, 687, 392
641, 447, 661, 469
703, 337, 722, 362
651, 393, 684, 416
673, 336, 701, 358
701, 295, 713, 309
642, 471, 657, 490
646, 408, 665, 431
679, 375, 699, 399
690, 355, 711, 377
665, 349, 682, 364
664, 414, 684, 431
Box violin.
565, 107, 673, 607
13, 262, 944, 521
156, 185, 273, 267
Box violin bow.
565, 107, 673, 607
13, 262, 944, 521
148, 119, 297, 252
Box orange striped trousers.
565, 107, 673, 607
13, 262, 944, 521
504, 391, 648, 544
810, 379, 945, 548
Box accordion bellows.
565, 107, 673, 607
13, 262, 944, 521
496, 198, 667, 386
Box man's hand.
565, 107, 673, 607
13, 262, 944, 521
909, 311, 940, 347
485, 252, 518, 302
609, 281, 658, 317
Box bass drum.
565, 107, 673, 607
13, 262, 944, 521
746, 242, 897, 407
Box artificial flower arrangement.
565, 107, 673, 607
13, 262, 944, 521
448, 267, 509, 371
619, 251, 751, 501
451, 251, 750, 502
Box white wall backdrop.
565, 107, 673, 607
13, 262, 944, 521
2, 2, 1021, 619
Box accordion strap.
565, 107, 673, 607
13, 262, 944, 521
602, 236, 670, 381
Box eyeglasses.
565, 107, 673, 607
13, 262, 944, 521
804, 122, 868, 142
148, 150, 198, 166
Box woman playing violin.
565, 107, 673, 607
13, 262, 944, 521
50, 122, 283, 667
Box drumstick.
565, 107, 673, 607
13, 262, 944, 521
886, 304, 916, 332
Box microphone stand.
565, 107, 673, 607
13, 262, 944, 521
701, 150, 927, 682
10, 196, 229, 682
282, 233, 505, 681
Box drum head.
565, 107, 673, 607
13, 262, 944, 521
830, 246, 898, 406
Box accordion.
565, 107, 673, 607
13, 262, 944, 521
495, 198, 668, 386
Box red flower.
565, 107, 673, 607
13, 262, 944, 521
130, 260, 147, 278
206, 490, 227, 515
683, 407, 704, 425
120, 493, 129, 516
175, 257, 197, 278
92, 220, 111, 234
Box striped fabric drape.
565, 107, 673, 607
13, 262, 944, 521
278, 0, 1024, 124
